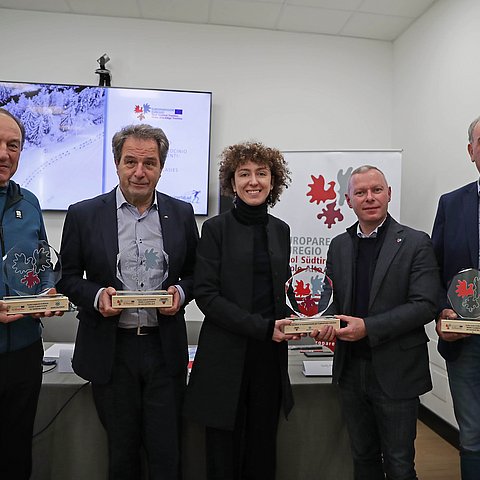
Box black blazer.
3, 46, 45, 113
57, 188, 199, 384
327, 217, 440, 399
432, 181, 479, 361
183, 210, 294, 430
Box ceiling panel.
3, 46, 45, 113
138, 0, 210, 23
210, 0, 283, 30
66, 0, 141, 18
341, 12, 413, 41
277, 5, 352, 35
285, 0, 362, 10
0, 0, 439, 41
359, 0, 437, 18
0, 0, 70, 12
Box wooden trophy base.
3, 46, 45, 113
284, 316, 340, 334
112, 291, 173, 309
5, 294, 70, 315
441, 318, 480, 335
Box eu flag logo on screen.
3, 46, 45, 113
175, 109, 183, 115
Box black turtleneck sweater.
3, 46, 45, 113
232, 198, 275, 339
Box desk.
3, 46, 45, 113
32, 350, 353, 480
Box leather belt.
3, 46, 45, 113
118, 326, 159, 336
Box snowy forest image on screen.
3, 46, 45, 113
0, 82, 106, 209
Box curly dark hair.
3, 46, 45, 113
219, 141, 291, 207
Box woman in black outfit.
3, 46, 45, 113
184, 141, 297, 480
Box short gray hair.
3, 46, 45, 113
112, 124, 169, 167
348, 165, 388, 194
468, 116, 480, 143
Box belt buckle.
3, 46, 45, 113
136, 326, 148, 336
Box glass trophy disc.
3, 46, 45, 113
441, 268, 480, 334
284, 266, 339, 334
2, 240, 69, 314
112, 243, 173, 308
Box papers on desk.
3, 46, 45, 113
289, 344, 334, 355
44, 343, 75, 359
44, 343, 75, 373
302, 359, 333, 377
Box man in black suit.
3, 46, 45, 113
57, 124, 199, 480
313, 165, 440, 480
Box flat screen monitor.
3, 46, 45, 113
0, 81, 212, 214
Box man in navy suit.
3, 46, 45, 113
57, 124, 199, 480
432, 115, 480, 480
314, 165, 440, 480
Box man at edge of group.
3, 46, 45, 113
313, 165, 440, 480
57, 124, 199, 480
0, 108, 63, 480
432, 115, 480, 479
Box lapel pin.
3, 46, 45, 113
396, 238, 402, 243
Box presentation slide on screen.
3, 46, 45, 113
0, 82, 211, 214
103, 88, 211, 214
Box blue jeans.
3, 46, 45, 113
339, 357, 419, 480
447, 335, 480, 479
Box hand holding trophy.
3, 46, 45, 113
2, 240, 69, 315
441, 268, 480, 334
283, 266, 340, 334
112, 243, 173, 308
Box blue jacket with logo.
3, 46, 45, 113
0, 180, 48, 354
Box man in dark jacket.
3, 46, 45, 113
314, 165, 440, 480
432, 115, 480, 479
57, 124, 198, 480
0, 108, 62, 479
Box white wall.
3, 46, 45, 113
0, 8, 394, 248
393, 0, 480, 427
394, 0, 479, 233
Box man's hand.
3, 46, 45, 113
30, 288, 66, 319
272, 319, 302, 343
98, 287, 122, 317
437, 308, 470, 342
157, 286, 181, 316
0, 300, 23, 324
311, 323, 337, 343
335, 315, 367, 342
0, 288, 67, 322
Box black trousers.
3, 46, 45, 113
205, 340, 282, 480
92, 332, 185, 480
0, 338, 43, 480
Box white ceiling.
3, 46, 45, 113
0, 0, 438, 41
